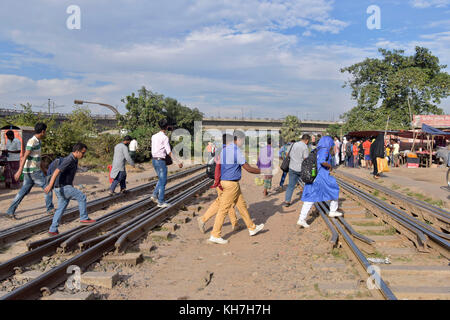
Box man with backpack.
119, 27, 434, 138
283, 135, 310, 207
44, 143, 96, 235
346, 139, 354, 167
277, 140, 295, 191
297, 136, 343, 228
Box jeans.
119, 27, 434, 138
49, 185, 89, 232
152, 159, 168, 204
110, 171, 127, 192
285, 169, 302, 203
279, 171, 288, 187
7, 170, 54, 215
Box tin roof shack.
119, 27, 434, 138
0, 125, 34, 187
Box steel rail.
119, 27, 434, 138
338, 179, 450, 251
1, 178, 212, 300
319, 200, 374, 245
339, 180, 430, 250
316, 201, 397, 300
0, 167, 195, 236
0, 173, 208, 282
115, 179, 213, 252
59, 173, 207, 252
336, 170, 450, 224
314, 202, 339, 248
0, 165, 204, 246
297, 181, 339, 247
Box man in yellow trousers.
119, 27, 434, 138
197, 134, 243, 233
208, 130, 264, 244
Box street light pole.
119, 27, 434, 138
74, 100, 120, 116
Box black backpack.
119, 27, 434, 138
206, 157, 216, 179
346, 143, 352, 157
300, 149, 318, 184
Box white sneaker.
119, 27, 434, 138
150, 195, 158, 203
297, 219, 310, 228
249, 224, 264, 236
208, 236, 228, 244
328, 211, 343, 218
157, 202, 172, 209
197, 217, 206, 234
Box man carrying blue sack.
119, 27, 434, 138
297, 136, 343, 228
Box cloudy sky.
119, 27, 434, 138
0, 0, 449, 120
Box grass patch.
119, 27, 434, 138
373, 190, 380, 197
313, 283, 320, 294
352, 221, 384, 227
365, 212, 374, 218
322, 231, 331, 241
368, 250, 385, 259
361, 227, 396, 236
393, 256, 412, 263
391, 184, 401, 190
331, 248, 347, 260
403, 188, 410, 192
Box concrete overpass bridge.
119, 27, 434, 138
202, 117, 337, 135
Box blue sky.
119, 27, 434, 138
0, 0, 448, 119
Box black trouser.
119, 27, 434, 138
373, 158, 379, 176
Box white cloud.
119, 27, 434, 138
411, 0, 450, 8
0, 0, 448, 120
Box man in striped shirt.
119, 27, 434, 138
5, 123, 54, 219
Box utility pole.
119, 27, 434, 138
48, 98, 51, 114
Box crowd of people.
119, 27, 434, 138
7, 120, 400, 244
1, 121, 155, 236
196, 131, 344, 244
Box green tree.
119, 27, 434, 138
326, 123, 343, 137
341, 47, 450, 132
280, 115, 302, 142
43, 107, 97, 156
119, 86, 204, 159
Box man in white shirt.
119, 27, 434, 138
4, 130, 21, 189
129, 138, 138, 161
150, 119, 182, 208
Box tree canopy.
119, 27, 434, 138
280, 115, 302, 143
341, 47, 450, 133
119, 86, 203, 158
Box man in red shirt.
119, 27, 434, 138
362, 138, 372, 170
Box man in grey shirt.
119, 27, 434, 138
110, 136, 135, 195
284, 134, 310, 206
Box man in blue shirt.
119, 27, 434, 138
209, 130, 264, 244
44, 143, 96, 236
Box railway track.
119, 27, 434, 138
0, 165, 204, 247
315, 172, 450, 300
335, 170, 450, 233
0, 171, 212, 300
